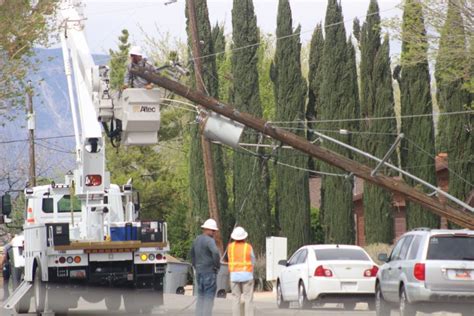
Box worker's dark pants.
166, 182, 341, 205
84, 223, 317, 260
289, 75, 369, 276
2, 274, 9, 300
195, 272, 217, 316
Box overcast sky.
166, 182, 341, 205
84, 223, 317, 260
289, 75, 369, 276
83, 0, 402, 55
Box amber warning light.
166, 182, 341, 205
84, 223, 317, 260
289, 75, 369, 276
85, 175, 102, 186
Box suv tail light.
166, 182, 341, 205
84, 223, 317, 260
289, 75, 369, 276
314, 265, 333, 277
414, 263, 425, 281
364, 265, 379, 277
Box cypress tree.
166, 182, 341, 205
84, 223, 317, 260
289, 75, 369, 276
185, 0, 229, 239
398, 0, 439, 229
231, 0, 270, 255
306, 23, 324, 170
359, 0, 396, 244
108, 29, 130, 90
318, 0, 356, 244
271, 0, 310, 254
435, 1, 473, 223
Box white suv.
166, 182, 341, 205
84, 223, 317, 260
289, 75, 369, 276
375, 228, 474, 316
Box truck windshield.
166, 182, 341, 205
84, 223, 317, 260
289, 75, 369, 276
314, 248, 370, 261
427, 236, 474, 260
57, 195, 81, 213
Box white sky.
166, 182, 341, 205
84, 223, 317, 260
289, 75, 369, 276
83, 0, 402, 55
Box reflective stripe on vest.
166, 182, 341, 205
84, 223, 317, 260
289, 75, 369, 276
228, 241, 253, 273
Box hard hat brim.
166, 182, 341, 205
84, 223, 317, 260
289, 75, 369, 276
201, 224, 218, 231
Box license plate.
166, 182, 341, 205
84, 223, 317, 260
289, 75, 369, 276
341, 282, 357, 291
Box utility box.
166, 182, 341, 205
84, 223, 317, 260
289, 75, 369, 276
266, 237, 287, 281
117, 88, 161, 146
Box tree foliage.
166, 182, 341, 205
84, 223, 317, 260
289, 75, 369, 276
271, 0, 310, 254
357, 0, 396, 244
435, 0, 473, 221
231, 0, 270, 255
0, 0, 58, 121
108, 29, 130, 90
318, 0, 356, 244
397, 0, 440, 229
185, 0, 229, 240
386, 0, 473, 92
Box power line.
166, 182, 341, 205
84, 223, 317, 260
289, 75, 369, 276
0, 135, 75, 145
271, 110, 474, 125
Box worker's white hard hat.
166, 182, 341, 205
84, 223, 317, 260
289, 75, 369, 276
231, 226, 248, 241
129, 46, 143, 56
201, 218, 219, 231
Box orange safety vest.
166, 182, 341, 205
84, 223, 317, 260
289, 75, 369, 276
228, 241, 253, 273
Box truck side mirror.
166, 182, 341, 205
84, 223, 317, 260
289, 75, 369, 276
378, 253, 389, 263
2, 193, 12, 216
133, 191, 141, 211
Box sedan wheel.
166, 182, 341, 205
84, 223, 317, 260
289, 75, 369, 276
399, 286, 417, 316
375, 282, 391, 316
276, 282, 289, 309
297, 281, 311, 309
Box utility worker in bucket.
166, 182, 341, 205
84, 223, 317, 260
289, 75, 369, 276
123, 45, 155, 89
227, 226, 255, 316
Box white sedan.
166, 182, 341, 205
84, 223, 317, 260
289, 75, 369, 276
276, 244, 378, 310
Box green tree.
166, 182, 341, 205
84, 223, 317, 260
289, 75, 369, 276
271, 0, 310, 254
0, 0, 58, 121
435, 1, 473, 224
306, 23, 324, 169
358, 0, 396, 244
318, 0, 356, 244
397, 0, 440, 229
108, 29, 130, 90
185, 0, 229, 240
231, 0, 270, 255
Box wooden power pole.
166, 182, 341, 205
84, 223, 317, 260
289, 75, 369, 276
27, 82, 36, 187
186, 0, 223, 253
130, 67, 474, 229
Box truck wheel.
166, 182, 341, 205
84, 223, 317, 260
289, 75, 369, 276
33, 265, 45, 314
124, 293, 140, 314
105, 295, 121, 311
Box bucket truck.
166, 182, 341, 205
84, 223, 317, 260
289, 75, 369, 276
1, 0, 168, 314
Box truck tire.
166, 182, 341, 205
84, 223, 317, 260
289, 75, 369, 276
105, 294, 121, 311
33, 265, 45, 314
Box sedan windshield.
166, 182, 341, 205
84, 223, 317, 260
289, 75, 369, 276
314, 248, 370, 261
427, 236, 474, 260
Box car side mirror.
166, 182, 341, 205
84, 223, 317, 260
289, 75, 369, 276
1, 193, 12, 216
378, 253, 389, 263
278, 259, 288, 266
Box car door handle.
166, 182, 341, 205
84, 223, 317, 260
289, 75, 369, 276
397, 267, 402, 270
388, 267, 392, 271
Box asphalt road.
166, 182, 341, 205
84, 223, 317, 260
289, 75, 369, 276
1, 288, 464, 316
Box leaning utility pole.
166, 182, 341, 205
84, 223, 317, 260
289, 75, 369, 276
186, 0, 223, 253
27, 82, 36, 187
130, 67, 474, 229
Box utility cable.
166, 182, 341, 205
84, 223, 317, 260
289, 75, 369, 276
0, 134, 75, 145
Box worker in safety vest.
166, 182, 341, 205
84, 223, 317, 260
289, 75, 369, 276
227, 226, 255, 316
190, 218, 221, 316
123, 45, 155, 89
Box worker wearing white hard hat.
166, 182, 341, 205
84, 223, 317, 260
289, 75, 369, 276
227, 226, 255, 316
123, 45, 154, 89
190, 218, 221, 316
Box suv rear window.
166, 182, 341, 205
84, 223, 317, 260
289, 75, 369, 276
315, 248, 370, 261
427, 236, 474, 260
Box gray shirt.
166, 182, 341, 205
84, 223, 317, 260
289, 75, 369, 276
190, 234, 221, 274
124, 59, 155, 88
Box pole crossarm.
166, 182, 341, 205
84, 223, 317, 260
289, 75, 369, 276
130, 67, 474, 229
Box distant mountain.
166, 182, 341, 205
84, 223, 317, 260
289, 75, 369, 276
0, 48, 109, 190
